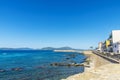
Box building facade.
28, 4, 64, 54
98, 42, 103, 52
98, 30, 120, 54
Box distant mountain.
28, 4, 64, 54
15, 48, 34, 50
41, 47, 75, 50
56, 47, 74, 50
41, 47, 57, 50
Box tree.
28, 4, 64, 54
90, 46, 93, 50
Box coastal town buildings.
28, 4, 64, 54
113, 42, 120, 54
98, 42, 103, 52
98, 30, 120, 54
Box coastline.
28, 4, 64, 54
62, 51, 120, 80
0, 50, 85, 80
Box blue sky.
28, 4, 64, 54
0, 0, 120, 49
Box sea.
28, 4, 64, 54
0, 50, 86, 80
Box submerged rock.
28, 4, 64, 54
66, 57, 70, 60
21, 77, 31, 80
36, 66, 45, 69
67, 53, 77, 58
0, 69, 6, 72
50, 62, 84, 67
50, 63, 59, 66
11, 67, 24, 71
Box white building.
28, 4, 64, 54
112, 30, 120, 43
98, 42, 103, 52
113, 41, 120, 54
110, 30, 120, 54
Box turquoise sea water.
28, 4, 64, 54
0, 50, 86, 80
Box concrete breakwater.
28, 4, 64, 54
62, 51, 115, 80
54, 50, 76, 52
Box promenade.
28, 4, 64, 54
62, 51, 120, 80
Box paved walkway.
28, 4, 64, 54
90, 64, 120, 80
62, 51, 120, 80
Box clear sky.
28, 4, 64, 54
0, 0, 120, 49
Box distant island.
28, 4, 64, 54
41, 47, 74, 50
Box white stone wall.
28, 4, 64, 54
98, 42, 103, 52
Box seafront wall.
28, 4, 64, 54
62, 51, 112, 80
